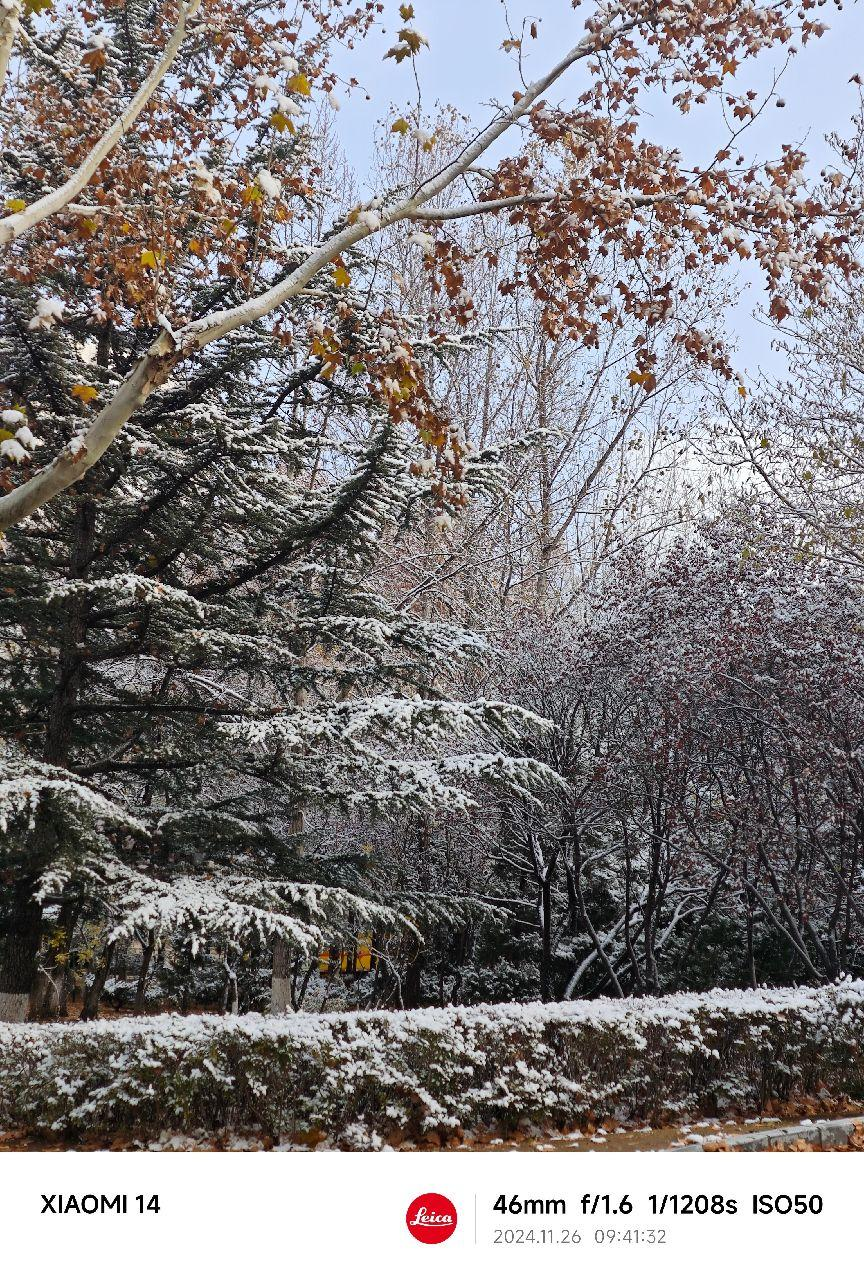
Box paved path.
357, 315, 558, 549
680, 1115, 864, 1151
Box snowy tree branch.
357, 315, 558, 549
409, 193, 556, 222
0, 13, 642, 532
0, 0, 201, 247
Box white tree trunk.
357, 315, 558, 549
0, 2, 21, 98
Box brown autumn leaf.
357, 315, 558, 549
82, 47, 108, 73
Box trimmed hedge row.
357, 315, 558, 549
1, 981, 862, 1146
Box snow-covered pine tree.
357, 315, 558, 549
0, 0, 553, 1021
0, 254, 556, 1019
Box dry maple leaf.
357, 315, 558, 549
848, 1123, 864, 1151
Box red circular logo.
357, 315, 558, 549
405, 1193, 458, 1244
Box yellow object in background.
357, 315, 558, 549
355, 933, 372, 972
318, 936, 372, 975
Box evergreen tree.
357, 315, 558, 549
0, 245, 556, 1018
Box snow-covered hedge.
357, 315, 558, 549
1, 982, 862, 1146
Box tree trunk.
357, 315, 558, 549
221, 949, 239, 1015
30, 899, 79, 1020
271, 938, 292, 1015
0, 877, 43, 1022
403, 954, 423, 1009
540, 875, 553, 1002
528, 831, 558, 1002
44, 497, 96, 768
571, 835, 624, 999
134, 929, 156, 1015
290, 957, 316, 1011
81, 942, 114, 1020
271, 684, 306, 1012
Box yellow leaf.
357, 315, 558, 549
188, 238, 202, 254
332, 265, 351, 288
391, 117, 410, 135
71, 384, 99, 403
396, 27, 425, 54
4, 198, 26, 213
270, 110, 296, 134
399, 3, 415, 17
139, 249, 158, 269
286, 72, 311, 97
737, 385, 747, 397
0, 428, 14, 442
219, 218, 237, 235
240, 184, 262, 205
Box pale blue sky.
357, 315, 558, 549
333, 0, 863, 378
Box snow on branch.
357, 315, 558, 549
0, 12, 631, 532
0, 0, 201, 247
0, 748, 145, 837
236, 695, 550, 752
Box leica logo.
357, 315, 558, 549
405, 1193, 458, 1244
410, 1208, 453, 1227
